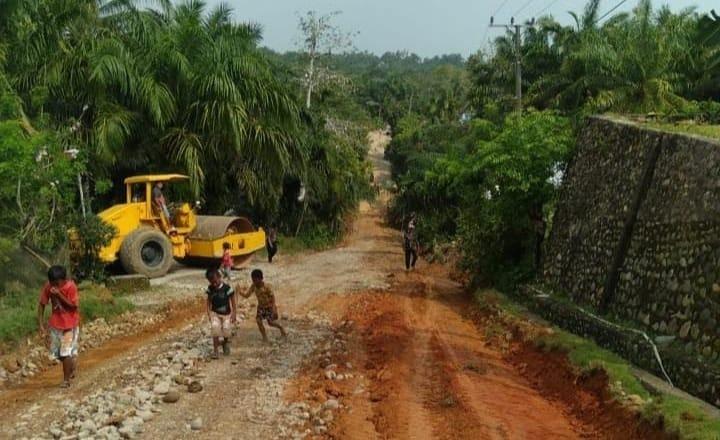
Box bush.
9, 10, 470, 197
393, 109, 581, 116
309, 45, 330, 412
0, 284, 133, 345
386, 110, 573, 290
70, 216, 116, 282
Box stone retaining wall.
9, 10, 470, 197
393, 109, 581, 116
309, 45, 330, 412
541, 116, 720, 405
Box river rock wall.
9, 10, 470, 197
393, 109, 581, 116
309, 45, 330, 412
543, 116, 720, 364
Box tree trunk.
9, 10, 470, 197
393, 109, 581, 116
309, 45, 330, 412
305, 51, 316, 109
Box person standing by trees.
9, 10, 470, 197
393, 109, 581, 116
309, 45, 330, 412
37, 265, 80, 388
266, 224, 278, 263
403, 213, 419, 271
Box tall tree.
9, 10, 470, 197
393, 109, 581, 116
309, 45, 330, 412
297, 10, 355, 109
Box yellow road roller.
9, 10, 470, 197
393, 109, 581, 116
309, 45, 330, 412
95, 174, 265, 278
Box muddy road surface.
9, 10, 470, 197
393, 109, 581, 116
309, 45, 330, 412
0, 132, 661, 440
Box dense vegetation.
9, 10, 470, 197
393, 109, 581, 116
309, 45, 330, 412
1, 0, 719, 340
0, 1, 376, 344
0, 0, 375, 281
373, 0, 720, 289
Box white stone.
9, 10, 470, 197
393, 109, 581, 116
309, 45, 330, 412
136, 410, 154, 422
79, 420, 96, 433
323, 399, 340, 410
152, 382, 170, 395
190, 418, 203, 431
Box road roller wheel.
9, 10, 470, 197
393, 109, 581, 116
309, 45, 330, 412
191, 215, 261, 269
230, 253, 254, 269
120, 227, 174, 278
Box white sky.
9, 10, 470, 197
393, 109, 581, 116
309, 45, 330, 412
209, 0, 718, 57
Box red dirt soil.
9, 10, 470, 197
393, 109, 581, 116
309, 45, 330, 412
508, 345, 672, 439
289, 265, 672, 440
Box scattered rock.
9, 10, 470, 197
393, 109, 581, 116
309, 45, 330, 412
322, 410, 334, 423
187, 381, 203, 393
190, 418, 203, 431
440, 396, 457, 407
325, 382, 343, 398
79, 420, 97, 434
3, 357, 20, 374
136, 410, 154, 422
323, 399, 340, 410
162, 391, 181, 404
153, 382, 170, 395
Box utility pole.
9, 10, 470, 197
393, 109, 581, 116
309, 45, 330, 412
489, 16, 535, 113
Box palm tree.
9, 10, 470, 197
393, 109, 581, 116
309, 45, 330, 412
683, 9, 720, 101
530, 0, 695, 114
2, 0, 306, 213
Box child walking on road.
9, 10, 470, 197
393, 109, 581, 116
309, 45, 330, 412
37, 265, 80, 388
205, 268, 236, 359
403, 214, 419, 271
221, 242, 233, 280
239, 269, 287, 342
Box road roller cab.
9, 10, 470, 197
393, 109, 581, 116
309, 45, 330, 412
96, 174, 265, 278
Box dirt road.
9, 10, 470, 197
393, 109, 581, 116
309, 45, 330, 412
0, 132, 661, 440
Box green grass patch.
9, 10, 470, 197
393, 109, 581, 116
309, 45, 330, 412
534, 326, 720, 439
646, 122, 720, 141
473, 289, 527, 317
0, 284, 133, 346
259, 228, 341, 258
535, 331, 649, 397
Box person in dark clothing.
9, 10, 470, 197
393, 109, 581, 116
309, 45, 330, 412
266, 224, 278, 263
403, 214, 419, 271
205, 268, 236, 359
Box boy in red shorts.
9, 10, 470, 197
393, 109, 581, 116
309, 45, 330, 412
37, 265, 79, 388
239, 269, 287, 342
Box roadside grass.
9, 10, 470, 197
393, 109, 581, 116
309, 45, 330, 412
0, 284, 133, 346
474, 290, 720, 440
646, 122, 720, 141
535, 331, 720, 440
258, 229, 342, 259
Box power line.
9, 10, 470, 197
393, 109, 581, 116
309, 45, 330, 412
492, 0, 512, 18
594, 0, 629, 25
484, 0, 512, 54
513, 0, 538, 18
535, 0, 563, 17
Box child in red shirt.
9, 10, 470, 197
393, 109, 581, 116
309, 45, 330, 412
37, 265, 80, 388
221, 242, 233, 280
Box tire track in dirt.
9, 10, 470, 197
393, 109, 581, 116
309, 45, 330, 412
300, 264, 670, 440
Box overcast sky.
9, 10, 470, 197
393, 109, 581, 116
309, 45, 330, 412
208, 0, 717, 57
